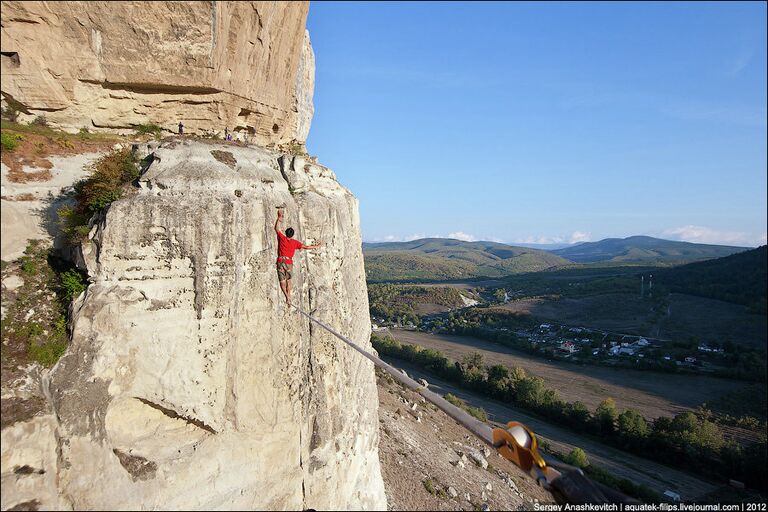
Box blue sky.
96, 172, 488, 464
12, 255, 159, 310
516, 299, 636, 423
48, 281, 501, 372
306, 1, 767, 247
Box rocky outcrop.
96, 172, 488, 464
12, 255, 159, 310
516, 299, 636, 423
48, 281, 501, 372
0, 1, 315, 145
2, 141, 386, 510
294, 30, 316, 144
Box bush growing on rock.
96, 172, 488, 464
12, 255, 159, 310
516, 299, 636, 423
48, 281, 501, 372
31, 115, 49, 127
564, 448, 589, 468
75, 148, 140, 213
57, 205, 92, 243
60, 269, 87, 300
1, 240, 80, 368
134, 123, 163, 138
1, 131, 20, 151
57, 149, 140, 244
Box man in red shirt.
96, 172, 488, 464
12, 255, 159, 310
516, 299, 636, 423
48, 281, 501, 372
274, 208, 322, 305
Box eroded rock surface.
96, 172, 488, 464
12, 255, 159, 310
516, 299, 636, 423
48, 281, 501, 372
1, 151, 106, 260
2, 141, 386, 510
0, 1, 315, 144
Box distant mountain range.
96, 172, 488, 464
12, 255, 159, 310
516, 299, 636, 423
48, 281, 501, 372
550, 236, 749, 264
363, 236, 754, 282
362, 238, 569, 282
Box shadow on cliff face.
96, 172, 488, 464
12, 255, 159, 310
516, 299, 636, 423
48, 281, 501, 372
35, 192, 76, 255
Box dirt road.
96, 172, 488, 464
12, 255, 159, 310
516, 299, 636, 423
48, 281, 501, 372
386, 357, 719, 501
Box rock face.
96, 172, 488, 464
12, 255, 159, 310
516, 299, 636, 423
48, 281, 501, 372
0, 1, 315, 144
1, 151, 105, 260
12, 141, 385, 510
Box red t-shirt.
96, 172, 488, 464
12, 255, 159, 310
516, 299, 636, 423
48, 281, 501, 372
276, 231, 304, 264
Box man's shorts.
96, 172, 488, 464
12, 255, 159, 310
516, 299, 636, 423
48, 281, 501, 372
277, 262, 292, 281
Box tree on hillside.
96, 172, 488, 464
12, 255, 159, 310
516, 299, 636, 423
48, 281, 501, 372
463, 352, 485, 370
494, 288, 507, 302
595, 398, 618, 435
565, 448, 589, 469
617, 408, 649, 446
567, 401, 592, 431
488, 364, 509, 382
516, 376, 546, 407
510, 366, 527, 382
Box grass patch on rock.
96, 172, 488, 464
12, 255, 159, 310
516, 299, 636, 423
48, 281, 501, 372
134, 123, 162, 138
1, 240, 87, 369
0, 120, 120, 182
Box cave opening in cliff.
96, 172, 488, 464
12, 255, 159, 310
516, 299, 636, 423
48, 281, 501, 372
1, 51, 21, 67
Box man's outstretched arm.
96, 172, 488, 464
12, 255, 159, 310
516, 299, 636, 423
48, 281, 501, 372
274, 208, 283, 234
302, 241, 324, 250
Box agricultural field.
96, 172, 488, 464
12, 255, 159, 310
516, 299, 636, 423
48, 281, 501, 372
388, 329, 762, 434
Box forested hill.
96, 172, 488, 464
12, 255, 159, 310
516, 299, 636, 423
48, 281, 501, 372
551, 236, 749, 264
363, 238, 570, 282
655, 245, 767, 312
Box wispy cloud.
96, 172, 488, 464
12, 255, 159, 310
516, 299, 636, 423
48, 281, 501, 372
552, 81, 767, 127
660, 102, 767, 127
569, 231, 592, 243
512, 235, 565, 245
368, 231, 480, 243
726, 46, 755, 77
511, 231, 591, 245
447, 231, 476, 242
372, 233, 428, 242
660, 225, 765, 247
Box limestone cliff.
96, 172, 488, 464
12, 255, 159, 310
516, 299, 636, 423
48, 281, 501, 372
0, 1, 315, 144
1, 141, 387, 510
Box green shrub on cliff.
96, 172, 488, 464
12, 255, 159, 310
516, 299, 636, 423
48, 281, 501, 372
0, 240, 79, 368
58, 149, 139, 244
57, 205, 92, 243
76, 148, 140, 213
1, 132, 20, 151
60, 269, 87, 300
134, 123, 162, 137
